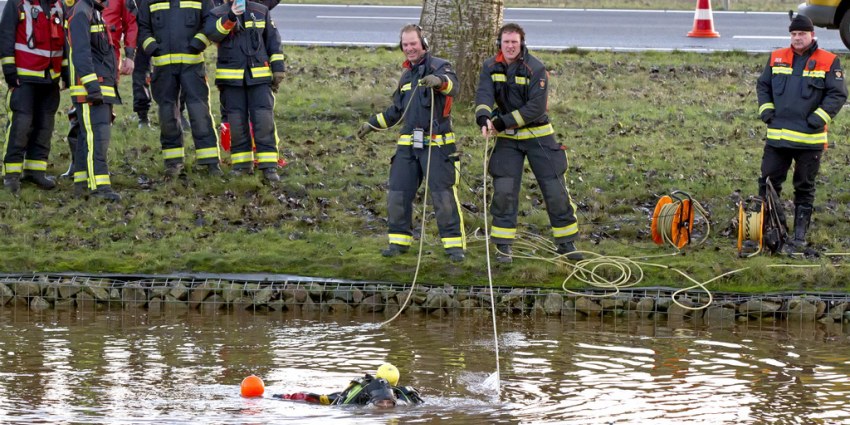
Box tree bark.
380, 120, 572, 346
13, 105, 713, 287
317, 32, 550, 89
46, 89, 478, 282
419, 0, 503, 102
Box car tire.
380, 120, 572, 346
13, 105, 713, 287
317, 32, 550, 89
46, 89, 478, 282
840, 8, 850, 50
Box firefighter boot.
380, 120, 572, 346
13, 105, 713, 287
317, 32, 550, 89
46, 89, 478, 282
557, 241, 584, 261
381, 244, 410, 258
792, 204, 813, 249
229, 166, 254, 177
3, 174, 20, 193
90, 186, 121, 202
73, 182, 87, 199
207, 163, 224, 177
22, 170, 57, 190
138, 111, 152, 129
495, 244, 513, 264
164, 162, 185, 178
262, 168, 280, 182
448, 251, 465, 263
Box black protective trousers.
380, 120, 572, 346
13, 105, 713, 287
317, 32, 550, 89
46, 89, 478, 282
151, 63, 219, 165
759, 145, 822, 207
488, 134, 579, 245
132, 48, 152, 115
2, 82, 60, 175
219, 84, 278, 170
387, 143, 465, 254
73, 102, 113, 191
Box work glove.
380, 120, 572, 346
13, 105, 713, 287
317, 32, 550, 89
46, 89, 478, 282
476, 115, 490, 128
3, 72, 18, 88
807, 112, 827, 129
86, 91, 104, 106
491, 117, 506, 132
420, 74, 443, 89
357, 122, 373, 139
760, 109, 775, 125
271, 71, 285, 93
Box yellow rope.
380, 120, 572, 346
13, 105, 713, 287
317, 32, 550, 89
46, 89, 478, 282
655, 197, 710, 249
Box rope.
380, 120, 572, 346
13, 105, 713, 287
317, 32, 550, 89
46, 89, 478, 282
654, 195, 711, 249
481, 131, 501, 395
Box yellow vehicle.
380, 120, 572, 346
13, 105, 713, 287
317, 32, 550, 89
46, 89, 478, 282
798, 0, 850, 48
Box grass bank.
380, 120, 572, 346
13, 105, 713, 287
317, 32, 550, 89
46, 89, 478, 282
281, 0, 800, 12
1, 46, 849, 293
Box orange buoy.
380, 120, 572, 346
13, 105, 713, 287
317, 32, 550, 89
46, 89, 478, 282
241, 375, 265, 397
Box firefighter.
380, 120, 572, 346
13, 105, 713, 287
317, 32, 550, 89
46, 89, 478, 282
0, 0, 65, 193
475, 23, 582, 264
204, 0, 284, 181
138, 0, 222, 177
66, 0, 122, 200
356, 24, 466, 263
756, 13, 847, 252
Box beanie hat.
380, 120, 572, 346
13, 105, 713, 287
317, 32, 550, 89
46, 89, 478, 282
789, 12, 814, 32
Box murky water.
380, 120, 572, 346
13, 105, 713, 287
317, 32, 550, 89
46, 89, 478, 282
1, 307, 849, 424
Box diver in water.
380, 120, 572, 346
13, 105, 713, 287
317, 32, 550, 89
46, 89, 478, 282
273, 363, 423, 408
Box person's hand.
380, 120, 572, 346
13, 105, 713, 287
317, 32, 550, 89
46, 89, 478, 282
357, 122, 372, 139
86, 91, 104, 106
420, 74, 442, 89
3, 72, 18, 88
230, 0, 244, 16
477, 116, 494, 138
119, 57, 135, 75
271, 71, 285, 92
760, 109, 775, 125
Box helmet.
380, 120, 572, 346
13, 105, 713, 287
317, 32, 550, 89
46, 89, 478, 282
365, 378, 396, 408
376, 363, 400, 386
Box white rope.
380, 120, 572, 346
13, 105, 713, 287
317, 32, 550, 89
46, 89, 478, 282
481, 132, 501, 395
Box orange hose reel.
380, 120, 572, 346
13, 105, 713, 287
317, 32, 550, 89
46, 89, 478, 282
651, 191, 695, 249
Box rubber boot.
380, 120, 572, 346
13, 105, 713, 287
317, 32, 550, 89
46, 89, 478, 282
792, 204, 813, 249
164, 162, 185, 178
448, 251, 465, 263
207, 163, 224, 177
495, 244, 513, 264
262, 168, 280, 182
90, 185, 121, 202
60, 163, 73, 179
3, 174, 20, 193
557, 241, 584, 261
381, 244, 409, 258
229, 166, 254, 177
73, 182, 87, 199
22, 170, 56, 190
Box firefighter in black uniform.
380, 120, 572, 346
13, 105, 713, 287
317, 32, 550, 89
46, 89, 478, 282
756, 14, 847, 252
138, 0, 221, 177
205, 0, 284, 181
475, 23, 582, 264
0, 0, 65, 192
357, 24, 466, 263
66, 0, 122, 200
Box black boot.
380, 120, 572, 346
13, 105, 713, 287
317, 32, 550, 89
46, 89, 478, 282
164, 162, 185, 178
73, 182, 87, 199
556, 241, 584, 261
3, 174, 20, 193
448, 251, 465, 262
792, 204, 813, 249
22, 170, 56, 190
138, 111, 151, 129
229, 166, 254, 177
495, 244, 513, 264
262, 168, 280, 182
381, 244, 409, 257
90, 186, 121, 202
206, 163, 224, 177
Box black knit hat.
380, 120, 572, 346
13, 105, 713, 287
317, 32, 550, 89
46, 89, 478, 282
789, 11, 814, 32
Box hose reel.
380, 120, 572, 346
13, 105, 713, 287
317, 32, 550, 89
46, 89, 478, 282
651, 191, 709, 249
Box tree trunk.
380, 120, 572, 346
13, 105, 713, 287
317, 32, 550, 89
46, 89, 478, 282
419, 0, 503, 102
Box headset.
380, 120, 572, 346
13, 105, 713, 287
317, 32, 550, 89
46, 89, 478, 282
398, 24, 429, 51
495, 24, 526, 50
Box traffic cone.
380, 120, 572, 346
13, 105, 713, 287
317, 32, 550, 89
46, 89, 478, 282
687, 0, 720, 38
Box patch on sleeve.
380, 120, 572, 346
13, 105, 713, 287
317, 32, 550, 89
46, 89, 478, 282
835, 69, 843, 80
539, 80, 545, 89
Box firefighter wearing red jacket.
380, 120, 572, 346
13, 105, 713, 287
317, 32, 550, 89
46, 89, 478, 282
66, 0, 122, 201
0, 0, 65, 193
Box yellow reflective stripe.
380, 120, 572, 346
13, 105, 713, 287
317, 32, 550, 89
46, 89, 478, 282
50, 69, 60, 79
397, 133, 456, 146
803, 70, 826, 78
151, 54, 204, 66
90, 25, 105, 33
515, 76, 527, 85
163, 147, 184, 159
270, 54, 284, 62
143, 38, 156, 50
511, 110, 525, 127
19, 12, 24, 20
376, 113, 387, 128
3, 163, 23, 173
388, 234, 413, 246
150, 3, 170, 11
475, 104, 492, 114
101, 86, 116, 97
244, 21, 266, 28
491, 73, 506, 82
251, 67, 271, 78
766, 128, 827, 145
179, 1, 201, 8
491, 226, 516, 239
758, 103, 774, 114
74, 171, 88, 183
194, 33, 211, 47
231, 152, 254, 163
16, 68, 47, 77
2, 90, 10, 175
257, 152, 278, 162
499, 124, 555, 140
61, 59, 68, 66
70, 85, 87, 96
451, 157, 466, 250
400, 83, 411, 92
215, 68, 244, 79
814, 107, 831, 124
22, 160, 47, 171
196, 147, 219, 159
442, 237, 463, 248
0, 57, 14, 65
216, 18, 231, 35
771, 67, 792, 75
439, 78, 453, 94
553, 223, 578, 238
94, 174, 110, 185
80, 73, 97, 84
81, 103, 96, 189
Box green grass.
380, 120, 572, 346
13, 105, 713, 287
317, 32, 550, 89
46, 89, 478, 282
2, 46, 850, 293
281, 0, 801, 12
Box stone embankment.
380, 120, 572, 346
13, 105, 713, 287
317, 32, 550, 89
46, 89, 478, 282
2, 276, 850, 323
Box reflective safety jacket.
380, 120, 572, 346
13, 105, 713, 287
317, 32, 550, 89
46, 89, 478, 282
0, 0, 65, 84
367, 52, 458, 145
137, 0, 212, 67
102, 0, 136, 59
66, 0, 120, 103
474, 48, 555, 141
757, 41, 847, 150
204, 1, 283, 86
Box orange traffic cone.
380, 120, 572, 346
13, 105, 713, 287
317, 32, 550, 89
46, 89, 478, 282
687, 0, 720, 38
